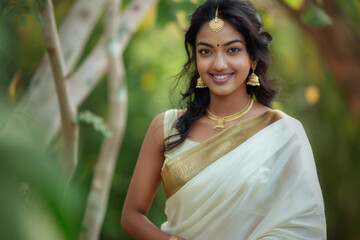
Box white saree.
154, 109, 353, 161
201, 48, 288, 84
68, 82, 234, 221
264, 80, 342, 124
160, 109, 326, 240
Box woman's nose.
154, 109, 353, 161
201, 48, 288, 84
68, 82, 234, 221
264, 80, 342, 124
213, 53, 228, 71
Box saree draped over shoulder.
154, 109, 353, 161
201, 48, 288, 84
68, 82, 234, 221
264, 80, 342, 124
160, 109, 326, 240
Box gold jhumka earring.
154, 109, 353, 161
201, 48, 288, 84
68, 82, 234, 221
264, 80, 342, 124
246, 61, 260, 86
209, 6, 224, 32
196, 77, 207, 88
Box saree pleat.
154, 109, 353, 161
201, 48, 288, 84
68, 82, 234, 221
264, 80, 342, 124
160, 110, 326, 239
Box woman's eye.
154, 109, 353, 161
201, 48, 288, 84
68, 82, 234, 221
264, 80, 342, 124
228, 47, 241, 53
198, 49, 212, 55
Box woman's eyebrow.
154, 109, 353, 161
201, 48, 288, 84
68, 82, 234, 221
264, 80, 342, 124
197, 39, 244, 48
223, 39, 244, 46
197, 42, 213, 48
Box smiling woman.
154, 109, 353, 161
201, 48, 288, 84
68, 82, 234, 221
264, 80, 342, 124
196, 23, 252, 100
121, 0, 326, 239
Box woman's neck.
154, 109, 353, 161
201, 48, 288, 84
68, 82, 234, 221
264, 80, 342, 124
207, 90, 250, 117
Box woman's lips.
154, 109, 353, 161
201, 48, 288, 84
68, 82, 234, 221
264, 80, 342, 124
210, 73, 234, 84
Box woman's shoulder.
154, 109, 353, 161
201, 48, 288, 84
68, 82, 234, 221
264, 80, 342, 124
148, 109, 184, 139
270, 109, 307, 136
149, 112, 166, 128
159, 109, 187, 123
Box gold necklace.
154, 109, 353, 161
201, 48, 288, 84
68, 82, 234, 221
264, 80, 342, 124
206, 95, 254, 131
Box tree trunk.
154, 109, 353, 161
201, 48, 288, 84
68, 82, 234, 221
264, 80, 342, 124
79, 0, 128, 238
40, 0, 79, 183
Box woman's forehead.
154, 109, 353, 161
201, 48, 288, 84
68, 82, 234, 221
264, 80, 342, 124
195, 21, 246, 45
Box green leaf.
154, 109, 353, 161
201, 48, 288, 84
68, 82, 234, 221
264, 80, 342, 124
20, 14, 28, 25
73, 111, 112, 138
301, 3, 332, 28
282, 0, 304, 10
157, 0, 177, 28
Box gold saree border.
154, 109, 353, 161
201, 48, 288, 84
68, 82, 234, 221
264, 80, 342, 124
161, 110, 286, 198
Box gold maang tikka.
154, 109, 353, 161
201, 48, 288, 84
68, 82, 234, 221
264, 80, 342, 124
209, 6, 224, 32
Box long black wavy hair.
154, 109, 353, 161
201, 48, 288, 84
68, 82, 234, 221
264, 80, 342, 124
163, 0, 277, 153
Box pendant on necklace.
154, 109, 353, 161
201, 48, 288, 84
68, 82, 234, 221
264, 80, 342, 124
214, 117, 225, 130
206, 95, 254, 131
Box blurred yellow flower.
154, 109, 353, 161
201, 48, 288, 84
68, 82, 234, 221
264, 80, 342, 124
305, 85, 320, 105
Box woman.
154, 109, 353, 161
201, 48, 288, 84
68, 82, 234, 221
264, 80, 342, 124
121, 0, 326, 239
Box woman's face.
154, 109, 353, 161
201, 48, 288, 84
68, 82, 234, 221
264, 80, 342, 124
196, 21, 253, 98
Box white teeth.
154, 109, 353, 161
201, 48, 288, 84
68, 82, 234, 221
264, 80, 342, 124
213, 74, 231, 79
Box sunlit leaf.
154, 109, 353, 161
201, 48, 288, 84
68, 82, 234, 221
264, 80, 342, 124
282, 0, 304, 10
301, 3, 332, 28
73, 111, 112, 137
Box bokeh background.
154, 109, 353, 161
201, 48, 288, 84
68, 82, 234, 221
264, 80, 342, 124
0, 0, 359, 239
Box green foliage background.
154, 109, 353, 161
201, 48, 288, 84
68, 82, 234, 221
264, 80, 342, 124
0, 0, 359, 239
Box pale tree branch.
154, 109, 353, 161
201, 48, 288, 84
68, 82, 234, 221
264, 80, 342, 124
79, 1, 128, 239
39, 0, 79, 183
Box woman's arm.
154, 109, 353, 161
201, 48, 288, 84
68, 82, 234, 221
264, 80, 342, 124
121, 113, 172, 240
